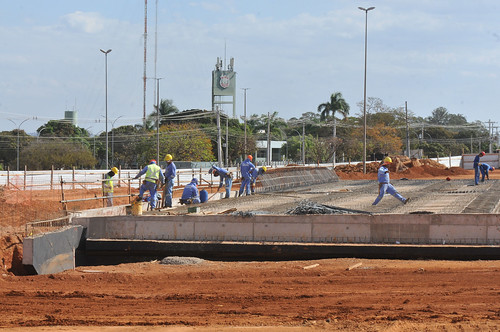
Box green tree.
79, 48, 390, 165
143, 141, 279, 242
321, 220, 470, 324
318, 92, 350, 162
20, 139, 96, 170
317, 92, 349, 121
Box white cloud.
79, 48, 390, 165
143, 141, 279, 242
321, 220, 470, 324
62, 11, 105, 34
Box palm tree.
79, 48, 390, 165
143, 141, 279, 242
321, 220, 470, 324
317, 92, 350, 164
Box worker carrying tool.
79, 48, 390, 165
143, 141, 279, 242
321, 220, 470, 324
372, 157, 410, 206
133, 159, 164, 210
103, 167, 118, 207
163, 154, 176, 208
238, 155, 255, 197
180, 178, 201, 204
473, 151, 485, 185
250, 166, 267, 195
208, 165, 233, 199
480, 162, 494, 182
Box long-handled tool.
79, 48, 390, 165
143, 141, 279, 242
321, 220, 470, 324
207, 187, 221, 201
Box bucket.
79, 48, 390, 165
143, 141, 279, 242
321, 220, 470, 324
200, 189, 208, 203
131, 200, 143, 216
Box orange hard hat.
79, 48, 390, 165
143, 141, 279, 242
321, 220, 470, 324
247, 155, 253, 161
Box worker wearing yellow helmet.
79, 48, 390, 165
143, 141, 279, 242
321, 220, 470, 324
103, 167, 119, 207
372, 156, 410, 206
163, 153, 176, 208
250, 165, 267, 195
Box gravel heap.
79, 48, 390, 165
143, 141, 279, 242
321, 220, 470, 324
286, 200, 371, 215
160, 256, 205, 265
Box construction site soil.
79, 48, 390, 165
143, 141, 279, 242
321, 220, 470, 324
2, 160, 500, 331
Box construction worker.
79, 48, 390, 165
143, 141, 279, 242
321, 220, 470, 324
133, 159, 164, 210
163, 154, 176, 208
209, 165, 233, 198
103, 167, 119, 207
180, 178, 200, 204
250, 166, 267, 195
480, 163, 494, 182
473, 151, 485, 185
372, 157, 410, 206
238, 155, 255, 197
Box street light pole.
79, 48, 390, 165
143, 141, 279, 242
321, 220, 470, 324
359, 6, 374, 174
100, 48, 112, 170
7, 118, 29, 171
241, 88, 250, 154
111, 116, 123, 167
156, 78, 163, 163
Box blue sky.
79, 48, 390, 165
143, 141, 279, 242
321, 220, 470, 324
1, 0, 500, 134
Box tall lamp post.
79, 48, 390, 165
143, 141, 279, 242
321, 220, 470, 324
359, 6, 374, 174
7, 118, 29, 171
241, 88, 250, 154
156, 78, 163, 163
100, 48, 112, 170
111, 116, 123, 167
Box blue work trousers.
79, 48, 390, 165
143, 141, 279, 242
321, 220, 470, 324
474, 165, 480, 185
239, 177, 251, 196
140, 180, 159, 210
372, 183, 406, 205
164, 180, 174, 207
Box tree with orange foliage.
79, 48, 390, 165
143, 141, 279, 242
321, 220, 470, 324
367, 123, 402, 157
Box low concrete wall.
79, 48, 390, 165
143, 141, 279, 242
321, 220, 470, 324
23, 225, 84, 275
73, 214, 500, 245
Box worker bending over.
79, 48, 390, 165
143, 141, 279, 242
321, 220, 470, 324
209, 165, 233, 199
480, 163, 494, 182
250, 166, 267, 195
134, 159, 164, 210
180, 178, 200, 204
372, 157, 410, 206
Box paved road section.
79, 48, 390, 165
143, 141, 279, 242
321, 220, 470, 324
157, 179, 500, 215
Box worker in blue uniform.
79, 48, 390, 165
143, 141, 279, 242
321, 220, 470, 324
372, 157, 410, 205
180, 178, 200, 204
209, 165, 233, 198
250, 166, 267, 195
134, 159, 164, 210
473, 151, 485, 185
163, 154, 176, 207
480, 162, 494, 182
238, 155, 255, 197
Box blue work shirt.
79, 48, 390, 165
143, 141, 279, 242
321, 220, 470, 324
240, 158, 255, 179
210, 165, 231, 187
181, 182, 199, 200
377, 165, 391, 183
164, 162, 177, 182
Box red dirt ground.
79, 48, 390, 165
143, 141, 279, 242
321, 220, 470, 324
1, 162, 500, 331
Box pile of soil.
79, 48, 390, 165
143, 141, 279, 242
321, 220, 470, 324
335, 155, 472, 180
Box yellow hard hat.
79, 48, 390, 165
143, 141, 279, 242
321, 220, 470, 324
111, 167, 119, 174
262, 166, 267, 172
383, 157, 392, 164
164, 154, 173, 161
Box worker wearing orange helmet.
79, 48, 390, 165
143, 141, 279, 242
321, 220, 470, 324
238, 155, 255, 197
372, 157, 410, 206
479, 162, 494, 182
473, 151, 486, 185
